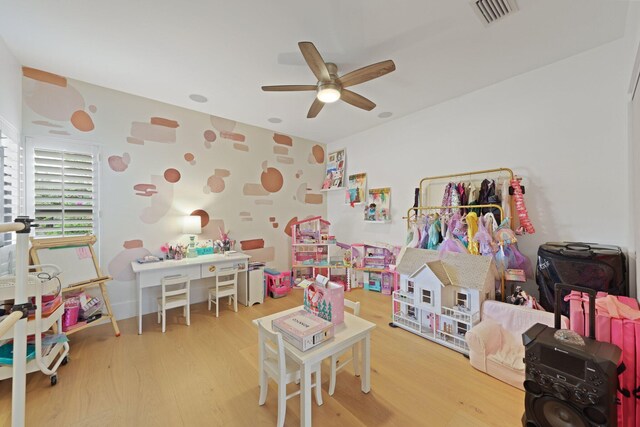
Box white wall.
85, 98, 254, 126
328, 38, 632, 292
0, 36, 21, 140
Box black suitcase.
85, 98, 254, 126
536, 242, 627, 315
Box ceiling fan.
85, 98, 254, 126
261, 41, 396, 118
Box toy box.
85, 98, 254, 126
272, 309, 334, 351
303, 277, 344, 325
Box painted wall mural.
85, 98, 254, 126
22, 67, 327, 319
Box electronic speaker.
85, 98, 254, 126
521, 284, 622, 427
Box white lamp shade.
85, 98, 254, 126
183, 216, 202, 234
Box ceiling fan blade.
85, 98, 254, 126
339, 60, 396, 88
261, 85, 317, 92
298, 41, 330, 82
307, 98, 324, 118
341, 90, 376, 111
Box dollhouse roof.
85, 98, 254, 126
440, 252, 497, 291
408, 261, 452, 286
396, 247, 439, 276
396, 247, 497, 291
293, 216, 330, 226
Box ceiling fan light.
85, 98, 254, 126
317, 84, 341, 103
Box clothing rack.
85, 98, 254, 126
405, 168, 518, 302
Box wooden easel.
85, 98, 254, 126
29, 235, 120, 337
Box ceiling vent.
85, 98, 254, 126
471, 0, 518, 26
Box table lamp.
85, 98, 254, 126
183, 215, 201, 258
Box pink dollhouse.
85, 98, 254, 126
393, 247, 497, 355
290, 216, 350, 289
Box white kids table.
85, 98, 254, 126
253, 306, 376, 427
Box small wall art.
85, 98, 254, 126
345, 172, 367, 205
365, 187, 391, 222
321, 149, 345, 190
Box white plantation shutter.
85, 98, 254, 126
30, 145, 98, 238
1, 133, 20, 247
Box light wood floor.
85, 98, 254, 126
0, 289, 524, 426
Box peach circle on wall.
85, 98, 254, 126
312, 145, 324, 163
108, 153, 131, 172
184, 153, 196, 165
191, 209, 210, 228
164, 168, 181, 183
204, 130, 216, 142
261, 167, 283, 193
203, 175, 225, 194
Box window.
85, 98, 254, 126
27, 139, 99, 239
421, 289, 432, 305
407, 280, 415, 294
457, 322, 468, 336
407, 306, 416, 319
0, 131, 21, 247
456, 291, 469, 309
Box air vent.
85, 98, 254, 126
472, 0, 518, 26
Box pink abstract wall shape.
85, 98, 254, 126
273, 133, 293, 146
134, 183, 157, 196
128, 117, 179, 145
108, 153, 131, 172
107, 240, 151, 281
140, 175, 174, 224
23, 66, 95, 132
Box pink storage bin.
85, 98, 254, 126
62, 298, 80, 331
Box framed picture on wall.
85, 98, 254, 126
321, 149, 346, 190
345, 173, 367, 205
364, 187, 391, 223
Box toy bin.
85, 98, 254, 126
62, 298, 80, 331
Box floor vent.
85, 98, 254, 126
471, 0, 518, 26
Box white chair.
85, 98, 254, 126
328, 299, 361, 396
208, 268, 238, 317
156, 274, 191, 333
257, 320, 322, 427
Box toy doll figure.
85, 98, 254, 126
366, 203, 377, 220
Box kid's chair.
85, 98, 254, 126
328, 299, 361, 396
208, 268, 238, 317
157, 274, 191, 333
257, 320, 323, 427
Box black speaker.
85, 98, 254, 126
522, 284, 622, 427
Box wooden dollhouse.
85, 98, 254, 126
290, 216, 351, 290
392, 247, 497, 355
350, 242, 399, 295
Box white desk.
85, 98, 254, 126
253, 306, 376, 427
131, 253, 251, 334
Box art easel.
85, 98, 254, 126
29, 235, 120, 337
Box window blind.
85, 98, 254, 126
1, 134, 20, 247
33, 148, 96, 237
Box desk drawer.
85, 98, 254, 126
201, 260, 247, 278
139, 265, 200, 288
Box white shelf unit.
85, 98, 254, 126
392, 290, 476, 355
0, 271, 70, 385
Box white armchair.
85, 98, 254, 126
465, 300, 568, 390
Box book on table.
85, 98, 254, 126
272, 309, 334, 351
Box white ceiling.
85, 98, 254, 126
0, 0, 631, 143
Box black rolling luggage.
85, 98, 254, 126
536, 242, 627, 314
